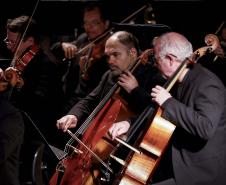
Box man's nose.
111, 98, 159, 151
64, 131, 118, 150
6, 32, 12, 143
108, 57, 115, 64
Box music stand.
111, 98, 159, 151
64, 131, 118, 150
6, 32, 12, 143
112, 23, 172, 50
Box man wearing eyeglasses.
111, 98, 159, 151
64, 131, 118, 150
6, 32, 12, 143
51, 2, 110, 114
4, 15, 64, 184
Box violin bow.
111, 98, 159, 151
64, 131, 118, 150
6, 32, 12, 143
10, 0, 40, 67
9, 0, 67, 160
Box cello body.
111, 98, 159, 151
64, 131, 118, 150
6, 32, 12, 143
50, 96, 135, 185
50, 46, 155, 185
111, 34, 220, 185
114, 109, 175, 185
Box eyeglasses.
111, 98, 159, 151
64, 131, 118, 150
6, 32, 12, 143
3, 37, 17, 45
83, 20, 102, 27
153, 53, 178, 63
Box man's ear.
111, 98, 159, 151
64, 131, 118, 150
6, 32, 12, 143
104, 20, 110, 30
167, 54, 175, 66
24, 36, 34, 44
130, 48, 137, 58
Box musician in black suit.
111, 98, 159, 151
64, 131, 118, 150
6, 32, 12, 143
109, 32, 226, 185
4, 15, 64, 145
4, 15, 64, 182
56, 30, 164, 132
54, 30, 166, 185
0, 92, 24, 185
51, 2, 110, 113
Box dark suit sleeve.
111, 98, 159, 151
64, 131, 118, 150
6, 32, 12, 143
68, 71, 110, 120
0, 102, 24, 164
162, 79, 225, 140
129, 87, 151, 112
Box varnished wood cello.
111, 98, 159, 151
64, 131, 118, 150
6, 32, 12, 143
111, 34, 220, 185
49, 44, 154, 185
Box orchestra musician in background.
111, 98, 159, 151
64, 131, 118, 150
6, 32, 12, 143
109, 32, 226, 185
51, 2, 110, 114
55, 30, 164, 184
214, 25, 226, 59
56, 30, 163, 132
3, 15, 64, 183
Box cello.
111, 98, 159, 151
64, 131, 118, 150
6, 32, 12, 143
49, 48, 154, 185
111, 34, 220, 185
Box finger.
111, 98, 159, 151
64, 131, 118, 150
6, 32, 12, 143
63, 121, 72, 132
126, 71, 133, 78
56, 121, 60, 129
65, 48, 74, 59
119, 73, 128, 80
111, 126, 120, 140
117, 127, 125, 136
56, 119, 64, 129
155, 85, 163, 90
118, 77, 127, 84
70, 48, 77, 58
109, 124, 116, 139
65, 50, 70, 59
64, 118, 78, 132
151, 88, 157, 94
122, 70, 129, 75
109, 123, 115, 133
68, 50, 74, 59
118, 80, 126, 87
59, 122, 66, 130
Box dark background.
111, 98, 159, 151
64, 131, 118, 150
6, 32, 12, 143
0, 0, 225, 58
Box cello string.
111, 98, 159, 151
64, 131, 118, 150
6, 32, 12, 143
66, 130, 113, 173
64, 83, 118, 153
65, 56, 139, 147
64, 50, 149, 153
63, 3, 151, 150
112, 34, 220, 184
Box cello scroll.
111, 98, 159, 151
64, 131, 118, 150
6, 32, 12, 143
111, 33, 220, 185
191, 34, 219, 62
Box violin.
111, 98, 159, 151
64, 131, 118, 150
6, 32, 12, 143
0, 45, 39, 92
79, 38, 106, 80
111, 34, 219, 185
70, 4, 150, 81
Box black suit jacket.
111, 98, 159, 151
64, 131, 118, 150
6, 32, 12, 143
161, 64, 226, 185
0, 96, 24, 185
10, 48, 64, 143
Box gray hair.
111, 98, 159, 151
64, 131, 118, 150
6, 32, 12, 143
154, 32, 193, 62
